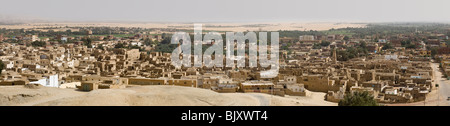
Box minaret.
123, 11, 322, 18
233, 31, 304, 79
178, 40, 181, 53
333, 48, 337, 64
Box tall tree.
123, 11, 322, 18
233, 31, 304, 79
339, 91, 378, 106
343, 36, 350, 41
144, 38, 153, 46
83, 37, 92, 48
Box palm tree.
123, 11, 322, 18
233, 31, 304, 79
339, 91, 379, 106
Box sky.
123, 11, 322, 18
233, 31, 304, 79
0, 0, 449, 23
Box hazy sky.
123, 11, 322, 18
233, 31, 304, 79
0, 0, 449, 22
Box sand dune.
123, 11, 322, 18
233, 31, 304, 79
0, 22, 365, 32
0, 85, 336, 106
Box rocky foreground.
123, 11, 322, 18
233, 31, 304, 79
0, 85, 336, 106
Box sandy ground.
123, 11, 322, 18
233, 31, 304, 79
0, 85, 336, 106
0, 22, 366, 32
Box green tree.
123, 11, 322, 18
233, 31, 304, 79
359, 41, 367, 48
160, 37, 171, 44
382, 42, 393, 50
97, 44, 104, 50
320, 41, 331, 46
401, 40, 411, 46
144, 38, 153, 46
115, 43, 125, 48
31, 41, 46, 47
405, 44, 416, 49
431, 47, 438, 57
82, 37, 92, 48
343, 36, 350, 41
312, 43, 323, 49
338, 91, 378, 106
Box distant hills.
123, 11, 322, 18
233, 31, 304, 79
0, 14, 50, 25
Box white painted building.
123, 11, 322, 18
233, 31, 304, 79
2, 60, 14, 69
384, 55, 398, 60
299, 35, 315, 41
29, 74, 59, 87
130, 41, 142, 46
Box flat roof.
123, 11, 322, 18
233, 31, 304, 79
241, 81, 274, 86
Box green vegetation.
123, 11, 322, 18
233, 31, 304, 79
144, 38, 154, 46
97, 44, 104, 50
431, 47, 438, 57
312, 43, 321, 49
401, 40, 416, 49
282, 44, 289, 50
334, 41, 368, 61
312, 41, 331, 49
382, 42, 393, 50
343, 36, 350, 41
153, 35, 178, 53
320, 41, 331, 46
445, 39, 450, 47
69, 34, 135, 38
81, 38, 92, 48
31, 41, 46, 47
324, 29, 355, 36
335, 47, 368, 61
274, 24, 447, 41
338, 91, 379, 106
329, 23, 450, 38
111, 42, 143, 51
154, 37, 177, 53
154, 43, 177, 53
114, 43, 126, 48
278, 30, 324, 38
